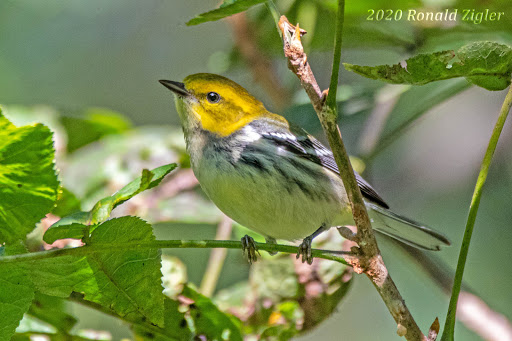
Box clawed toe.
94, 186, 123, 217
241, 235, 259, 264
296, 236, 313, 265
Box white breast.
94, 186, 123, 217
190, 135, 353, 241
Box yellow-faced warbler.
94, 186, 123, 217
159, 73, 450, 263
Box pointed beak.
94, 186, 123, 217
159, 79, 191, 97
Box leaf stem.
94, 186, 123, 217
275, 1, 428, 339
0, 239, 350, 265
325, 0, 345, 110
441, 82, 512, 340
265, 0, 281, 38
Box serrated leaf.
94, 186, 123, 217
78, 217, 164, 327
36, 217, 164, 327
187, 0, 267, 26
344, 41, 512, 90
28, 293, 78, 333
0, 110, 59, 244
61, 108, 132, 153
0, 245, 35, 341
44, 164, 176, 242
182, 285, 242, 341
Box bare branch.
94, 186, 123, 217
277, 14, 429, 341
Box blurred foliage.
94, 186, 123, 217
187, 0, 268, 26
61, 108, 132, 153
1, 0, 512, 340
44, 164, 176, 243
215, 231, 353, 339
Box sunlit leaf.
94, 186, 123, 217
44, 164, 176, 242
79, 217, 164, 327
344, 41, 512, 90
0, 110, 59, 244
36, 217, 165, 327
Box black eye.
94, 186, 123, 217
206, 92, 220, 103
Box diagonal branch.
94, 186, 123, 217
274, 8, 431, 341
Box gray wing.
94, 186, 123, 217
259, 121, 389, 209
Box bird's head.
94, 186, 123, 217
160, 73, 274, 136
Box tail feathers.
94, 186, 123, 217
367, 203, 451, 251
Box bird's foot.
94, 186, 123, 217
241, 235, 259, 264
296, 236, 314, 265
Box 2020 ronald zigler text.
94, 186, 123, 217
367, 9, 505, 24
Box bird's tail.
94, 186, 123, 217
366, 203, 451, 251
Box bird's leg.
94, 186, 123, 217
265, 237, 278, 256
297, 224, 327, 265
241, 235, 259, 264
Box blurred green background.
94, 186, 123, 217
2, 0, 512, 340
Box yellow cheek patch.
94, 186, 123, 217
181, 73, 289, 136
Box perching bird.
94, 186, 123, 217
159, 73, 450, 263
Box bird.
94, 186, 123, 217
159, 73, 450, 264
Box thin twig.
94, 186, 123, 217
442, 81, 512, 341
199, 215, 233, 297
274, 3, 430, 339
0, 239, 351, 265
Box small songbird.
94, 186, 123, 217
159, 73, 450, 263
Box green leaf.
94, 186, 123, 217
0, 245, 35, 341
344, 41, 512, 91
80, 217, 164, 326
186, 0, 267, 26
60, 108, 132, 153
28, 293, 78, 333
0, 110, 59, 244
44, 164, 176, 242
43, 222, 90, 244
32, 255, 95, 298
182, 285, 242, 341
36, 217, 165, 327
